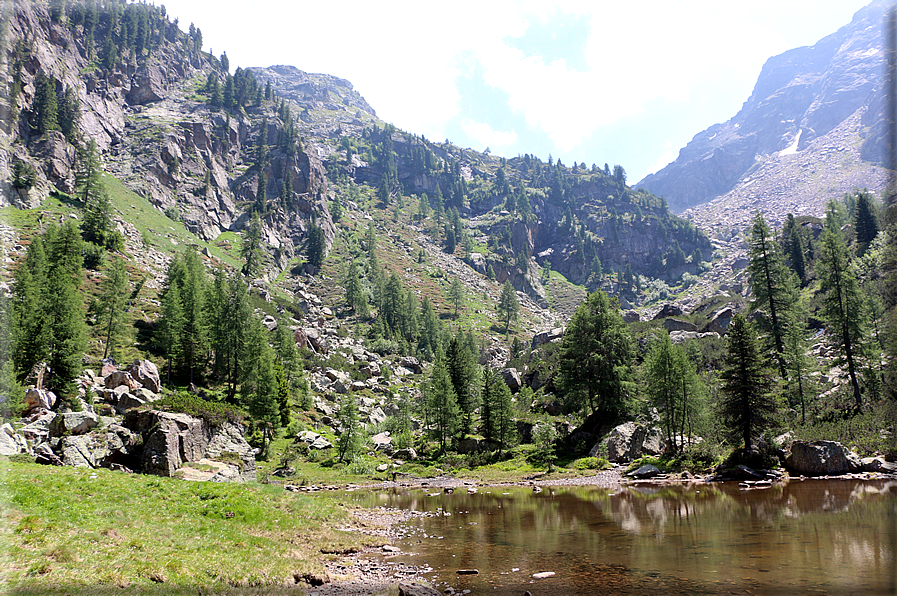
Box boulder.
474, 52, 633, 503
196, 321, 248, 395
669, 330, 720, 344
371, 431, 392, 452
393, 447, 418, 461
590, 422, 665, 462
99, 358, 118, 377
126, 64, 166, 104
297, 430, 333, 450
20, 413, 55, 443
0, 424, 29, 456
531, 328, 563, 349
785, 440, 863, 476
860, 457, 897, 474
663, 318, 698, 332
707, 307, 734, 334
115, 392, 148, 413
622, 310, 640, 324
105, 371, 141, 391
126, 359, 161, 393
500, 368, 522, 391
24, 388, 57, 411
59, 424, 138, 469
627, 464, 661, 479
49, 411, 99, 437
397, 357, 423, 375
653, 304, 683, 320
205, 421, 257, 482
127, 410, 208, 477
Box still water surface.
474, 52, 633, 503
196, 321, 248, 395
345, 479, 897, 595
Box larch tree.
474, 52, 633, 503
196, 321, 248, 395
498, 281, 519, 337
719, 315, 777, 451
557, 289, 635, 423
818, 225, 867, 411
747, 211, 795, 377
241, 212, 263, 278
644, 331, 697, 453
426, 355, 460, 453
446, 335, 479, 436
97, 256, 130, 360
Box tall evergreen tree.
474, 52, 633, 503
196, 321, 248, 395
241, 213, 263, 278
448, 276, 464, 317
57, 85, 81, 145
418, 297, 440, 360
74, 139, 103, 206
719, 315, 777, 450
747, 211, 795, 377
854, 191, 880, 245
818, 225, 867, 411
343, 260, 367, 316
155, 280, 184, 386
446, 335, 479, 436
336, 394, 362, 462
481, 373, 516, 455
242, 322, 279, 457
96, 256, 130, 360
644, 332, 698, 452
179, 250, 208, 384
32, 73, 59, 135
11, 237, 49, 382
498, 281, 519, 337
306, 221, 326, 269
426, 355, 460, 453
557, 289, 634, 422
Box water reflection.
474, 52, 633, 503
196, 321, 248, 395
344, 480, 897, 595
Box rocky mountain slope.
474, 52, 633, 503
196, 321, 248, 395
637, 0, 888, 215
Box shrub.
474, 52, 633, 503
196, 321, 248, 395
155, 391, 247, 426
571, 456, 611, 470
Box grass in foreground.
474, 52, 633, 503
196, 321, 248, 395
2, 461, 378, 595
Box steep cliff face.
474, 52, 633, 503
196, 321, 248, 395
2, 2, 332, 270
637, 0, 887, 213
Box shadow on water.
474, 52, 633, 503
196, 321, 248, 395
344, 479, 897, 595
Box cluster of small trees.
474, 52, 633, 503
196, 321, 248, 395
6, 223, 132, 402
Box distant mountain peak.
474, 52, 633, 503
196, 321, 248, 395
637, 0, 886, 215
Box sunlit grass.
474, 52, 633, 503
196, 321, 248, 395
2, 461, 378, 595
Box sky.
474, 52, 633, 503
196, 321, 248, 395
160, 0, 873, 182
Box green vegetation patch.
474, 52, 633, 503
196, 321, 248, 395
153, 392, 247, 426
2, 461, 374, 595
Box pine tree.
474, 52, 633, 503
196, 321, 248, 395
719, 315, 777, 450
179, 250, 208, 384
343, 260, 367, 316
644, 332, 697, 452
426, 355, 460, 453
818, 225, 867, 411
448, 276, 464, 317
418, 297, 440, 360
446, 335, 479, 436
155, 280, 184, 386
498, 281, 519, 337
336, 394, 362, 462
482, 373, 516, 455
57, 85, 81, 145
854, 191, 880, 245
43, 223, 87, 395
243, 322, 279, 458
558, 289, 634, 421
306, 222, 326, 269
241, 213, 263, 278
32, 73, 59, 135
96, 256, 130, 360
256, 118, 268, 167
11, 237, 50, 382
747, 211, 796, 377
75, 139, 103, 206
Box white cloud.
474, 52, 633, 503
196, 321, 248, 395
460, 120, 519, 152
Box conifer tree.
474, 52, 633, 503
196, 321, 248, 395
97, 256, 130, 360
818, 225, 867, 411
498, 281, 519, 337
446, 335, 479, 435
747, 211, 795, 377
75, 139, 103, 206
57, 85, 81, 145
306, 221, 326, 269
719, 315, 777, 450
854, 191, 880, 245
32, 73, 59, 135
243, 322, 279, 457
155, 280, 184, 386
343, 260, 367, 316
241, 213, 263, 278
11, 237, 49, 382
426, 355, 460, 453
336, 394, 362, 462
418, 297, 440, 359
644, 332, 698, 452
179, 250, 208, 384
557, 289, 634, 421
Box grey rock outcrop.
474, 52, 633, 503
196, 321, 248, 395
0, 424, 29, 456
49, 411, 99, 437
126, 359, 161, 393
24, 388, 56, 411
591, 421, 665, 463
785, 440, 863, 476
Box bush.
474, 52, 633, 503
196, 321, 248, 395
155, 391, 247, 426
571, 456, 611, 470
